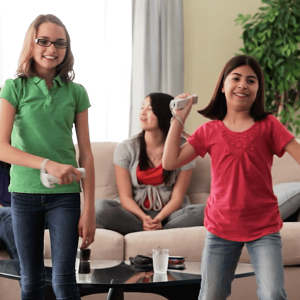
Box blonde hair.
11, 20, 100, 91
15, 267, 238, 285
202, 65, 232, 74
16, 14, 75, 82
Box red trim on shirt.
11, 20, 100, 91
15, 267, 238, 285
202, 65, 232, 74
137, 164, 164, 210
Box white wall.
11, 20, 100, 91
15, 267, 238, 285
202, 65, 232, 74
183, 0, 262, 134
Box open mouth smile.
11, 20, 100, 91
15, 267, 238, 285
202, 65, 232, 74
43, 55, 57, 60
234, 93, 249, 98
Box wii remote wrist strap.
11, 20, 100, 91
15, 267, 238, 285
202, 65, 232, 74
41, 159, 50, 170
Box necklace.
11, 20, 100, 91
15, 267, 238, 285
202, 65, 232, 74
147, 147, 163, 163
151, 152, 163, 161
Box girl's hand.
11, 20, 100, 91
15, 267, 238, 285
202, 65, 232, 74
151, 216, 162, 230
172, 93, 194, 123
143, 215, 162, 231
143, 215, 154, 231
44, 160, 82, 185
78, 211, 96, 249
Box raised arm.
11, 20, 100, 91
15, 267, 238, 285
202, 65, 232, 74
162, 94, 197, 170
284, 138, 300, 164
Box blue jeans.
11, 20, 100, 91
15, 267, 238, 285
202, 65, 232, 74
199, 232, 287, 300
11, 193, 81, 300
0, 207, 18, 259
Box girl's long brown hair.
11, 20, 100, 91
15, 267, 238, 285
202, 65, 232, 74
138, 93, 174, 185
16, 14, 75, 82
198, 55, 270, 121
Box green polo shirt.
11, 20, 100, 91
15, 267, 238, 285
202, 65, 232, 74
0, 76, 90, 193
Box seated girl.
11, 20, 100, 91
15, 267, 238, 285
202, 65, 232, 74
95, 92, 205, 235
0, 161, 18, 259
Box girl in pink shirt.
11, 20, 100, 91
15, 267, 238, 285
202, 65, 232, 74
163, 55, 300, 300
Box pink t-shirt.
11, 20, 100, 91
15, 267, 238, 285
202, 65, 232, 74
188, 115, 294, 242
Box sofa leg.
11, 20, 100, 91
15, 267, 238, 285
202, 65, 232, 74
44, 285, 56, 300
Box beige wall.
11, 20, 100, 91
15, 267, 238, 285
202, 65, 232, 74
183, 0, 262, 134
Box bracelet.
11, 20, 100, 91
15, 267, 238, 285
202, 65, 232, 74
169, 103, 184, 129
41, 159, 50, 170
170, 115, 184, 128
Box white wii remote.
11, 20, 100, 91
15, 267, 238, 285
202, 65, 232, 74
170, 94, 198, 110
41, 168, 86, 189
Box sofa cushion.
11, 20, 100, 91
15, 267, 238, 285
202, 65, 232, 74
124, 227, 207, 262
274, 182, 300, 220
92, 142, 119, 200
76, 142, 119, 201
186, 155, 211, 205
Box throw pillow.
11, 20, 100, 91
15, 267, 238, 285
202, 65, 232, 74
274, 182, 300, 221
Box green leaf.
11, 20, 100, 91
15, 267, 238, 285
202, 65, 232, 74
259, 6, 270, 11
263, 0, 274, 6
292, 8, 300, 17
267, 59, 273, 69
284, 11, 291, 25
274, 58, 284, 66
274, 38, 282, 46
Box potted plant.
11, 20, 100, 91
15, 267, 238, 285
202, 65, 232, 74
235, 0, 300, 134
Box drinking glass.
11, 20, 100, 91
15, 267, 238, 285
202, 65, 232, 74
152, 248, 169, 273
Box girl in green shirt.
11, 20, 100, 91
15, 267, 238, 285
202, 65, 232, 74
0, 14, 95, 300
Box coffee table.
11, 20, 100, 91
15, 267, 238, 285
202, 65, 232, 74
0, 259, 254, 300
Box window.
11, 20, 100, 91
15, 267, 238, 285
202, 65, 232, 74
0, 0, 132, 142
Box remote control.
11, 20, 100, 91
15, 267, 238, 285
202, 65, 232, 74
170, 94, 198, 110
41, 168, 86, 188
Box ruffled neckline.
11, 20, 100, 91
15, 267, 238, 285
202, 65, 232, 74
218, 120, 260, 155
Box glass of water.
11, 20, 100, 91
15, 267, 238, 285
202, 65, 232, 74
152, 248, 169, 273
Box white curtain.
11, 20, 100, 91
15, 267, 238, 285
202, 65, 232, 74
130, 0, 184, 136
0, 0, 184, 141
0, 0, 132, 143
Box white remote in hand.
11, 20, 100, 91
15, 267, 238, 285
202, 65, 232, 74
41, 168, 86, 189
170, 94, 198, 110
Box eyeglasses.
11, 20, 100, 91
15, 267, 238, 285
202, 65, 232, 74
35, 38, 67, 49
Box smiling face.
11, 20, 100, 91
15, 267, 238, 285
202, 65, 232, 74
222, 65, 259, 114
140, 96, 160, 131
32, 22, 67, 78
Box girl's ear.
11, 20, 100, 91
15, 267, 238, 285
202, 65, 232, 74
221, 86, 225, 93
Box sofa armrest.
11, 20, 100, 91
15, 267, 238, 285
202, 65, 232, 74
44, 228, 124, 261
239, 222, 300, 266
281, 222, 300, 265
